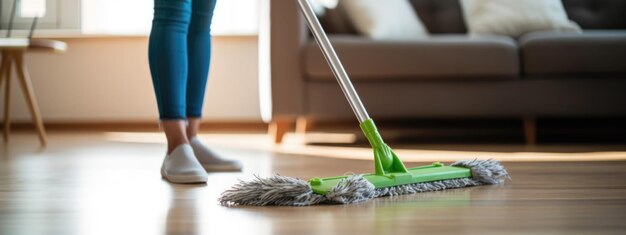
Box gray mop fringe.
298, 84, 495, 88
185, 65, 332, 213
219, 159, 509, 206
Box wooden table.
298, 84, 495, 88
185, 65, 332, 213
0, 38, 66, 147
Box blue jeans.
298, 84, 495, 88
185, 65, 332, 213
148, 0, 217, 120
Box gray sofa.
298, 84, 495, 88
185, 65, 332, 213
262, 0, 626, 143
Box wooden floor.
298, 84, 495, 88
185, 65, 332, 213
1, 131, 626, 235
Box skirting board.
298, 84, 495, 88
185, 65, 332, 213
4, 120, 268, 132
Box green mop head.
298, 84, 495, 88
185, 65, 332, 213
219, 119, 509, 206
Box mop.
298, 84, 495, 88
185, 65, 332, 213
219, 0, 509, 206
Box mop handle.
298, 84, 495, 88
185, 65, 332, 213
297, 0, 371, 123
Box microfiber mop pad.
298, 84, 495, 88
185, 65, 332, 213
219, 159, 508, 206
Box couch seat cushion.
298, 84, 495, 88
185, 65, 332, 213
303, 35, 519, 81
520, 30, 626, 75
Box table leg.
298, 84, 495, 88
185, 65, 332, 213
15, 52, 47, 146
0, 52, 6, 91
3, 52, 12, 142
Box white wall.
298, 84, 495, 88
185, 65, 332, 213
0, 36, 261, 122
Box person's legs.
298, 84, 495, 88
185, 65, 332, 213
149, 0, 191, 119
185, 0, 241, 172
149, 0, 192, 154
161, 121, 189, 154
186, 117, 201, 139
185, 0, 217, 126
149, 0, 207, 182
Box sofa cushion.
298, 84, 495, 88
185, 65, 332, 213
319, 2, 357, 34
320, 0, 626, 36
520, 30, 626, 75
460, 0, 582, 37
303, 35, 519, 81
409, 0, 467, 34
340, 0, 429, 40
562, 0, 626, 29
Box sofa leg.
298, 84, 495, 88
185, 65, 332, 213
269, 117, 293, 144
523, 116, 537, 145
296, 116, 314, 134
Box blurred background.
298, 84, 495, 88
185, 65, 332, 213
0, 0, 262, 124
0, 0, 625, 146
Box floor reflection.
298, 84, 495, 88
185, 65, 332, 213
165, 185, 204, 235
228, 188, 477, 235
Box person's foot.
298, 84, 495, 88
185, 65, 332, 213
189, 137, 243, 172
161, 144, 208, 183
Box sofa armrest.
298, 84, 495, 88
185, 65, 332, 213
259, 0, 309, 122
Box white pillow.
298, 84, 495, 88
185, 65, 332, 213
461, 0, 582, 37
340, 0, 429, 40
